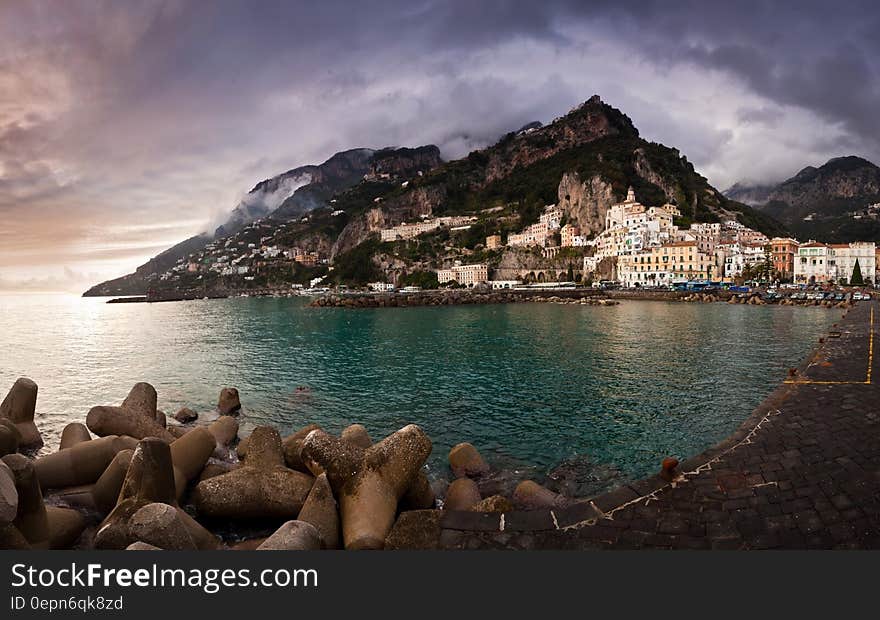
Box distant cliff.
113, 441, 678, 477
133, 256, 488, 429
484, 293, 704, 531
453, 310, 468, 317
725, 156, 880, 242
83, 146, 443, 296
86, 94, 786, 296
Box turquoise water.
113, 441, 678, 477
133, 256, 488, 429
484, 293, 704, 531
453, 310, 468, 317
0, 293, 835, 487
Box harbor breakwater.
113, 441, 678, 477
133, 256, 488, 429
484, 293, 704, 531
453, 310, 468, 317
310, 288, 856, 309
0, 378, 602, 551
309, 289, 620, 308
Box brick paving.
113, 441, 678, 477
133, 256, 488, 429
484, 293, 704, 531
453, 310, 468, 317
441, 301, 880, 549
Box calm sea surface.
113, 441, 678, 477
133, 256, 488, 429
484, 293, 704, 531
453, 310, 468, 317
0, 293, 835, 488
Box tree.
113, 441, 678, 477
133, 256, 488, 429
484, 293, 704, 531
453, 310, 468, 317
851, 259, 864, 285
398, 270, 439, 289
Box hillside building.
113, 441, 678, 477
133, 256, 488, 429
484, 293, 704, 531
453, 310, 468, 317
770, 237, 800, 280
436, 263, 489, 287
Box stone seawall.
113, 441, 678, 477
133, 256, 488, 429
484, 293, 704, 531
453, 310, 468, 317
309, 289, 621, 308
310, 288, 855, 310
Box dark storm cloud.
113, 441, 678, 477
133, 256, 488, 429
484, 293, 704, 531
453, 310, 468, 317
1, 0, 878, 288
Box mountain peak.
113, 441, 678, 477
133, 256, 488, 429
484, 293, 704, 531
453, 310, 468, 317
821, 155, 879, 172
725, 154, 880, 243
557, 95, 639, 138
781, 155, 879, 188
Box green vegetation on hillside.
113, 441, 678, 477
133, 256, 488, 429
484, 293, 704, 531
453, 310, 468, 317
331, 236, 383, 284
398, 270, 439, 289
397, 134, 785, 237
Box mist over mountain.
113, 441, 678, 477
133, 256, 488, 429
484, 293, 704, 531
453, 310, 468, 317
84, 94, 787, 297
83, 146, 443, 296
724, 156, 880, 242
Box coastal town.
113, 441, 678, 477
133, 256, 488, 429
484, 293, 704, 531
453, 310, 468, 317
381, 187, 880, 292
142, 183, 879, 300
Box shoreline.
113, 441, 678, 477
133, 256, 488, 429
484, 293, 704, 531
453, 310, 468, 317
439, 301, 878, 549
309, 288, 856, 309
1, 303, 871, 550
98, 287, 866, 310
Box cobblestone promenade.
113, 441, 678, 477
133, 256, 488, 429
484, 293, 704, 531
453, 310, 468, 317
440, 301, 880, 549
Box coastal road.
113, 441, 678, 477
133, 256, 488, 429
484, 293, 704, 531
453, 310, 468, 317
440, 300, 880, 549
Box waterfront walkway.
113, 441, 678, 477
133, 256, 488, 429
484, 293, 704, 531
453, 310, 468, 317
440, 301, 880, 549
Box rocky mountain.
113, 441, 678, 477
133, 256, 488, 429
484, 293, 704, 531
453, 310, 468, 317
724, 156, 880, 242
83, 146, 443, 296
86, 94, 786, 296
723, 182, 775, 207
84, 233, 212, 297
368, 145, 443, 179
215, 148, 377, 237
327, 95, 784, 261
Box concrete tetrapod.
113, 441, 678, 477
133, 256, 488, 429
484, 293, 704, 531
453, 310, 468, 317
198, 462, 236, 484
0, 377, 42, 448
90, 449, 133, 514
217, 388, 241, 415
512, 480, 568, 510
207, 416, 239, 452
0, 523, 30, 549
301, 424, 432, 550
192, 426, 313, 520
46, 506, 87, 549
281, 424, 321, 473
448, 442, 489, 478
340, 424, 372, 449
234, 425, 314, 467
126, 541, 162, 551
95, 438, 218, 550
297, 473, 340, 549
384, 510, 442, 550
257, 520, 322, 550
121, 382, 158, 416
0, 460, 18, 523
0, 419, 20, 458
167, 426, 189, 440
321, 424, 433, 512
59, 423, 92, 450
174, 408, 198, 424
169, 427, 216, 500
47, 484, 96, 512
444, 477, 482, 511
129, 503, 197, 550
86, 382, 175, 442
471, 495, 513, 513
34, 435, 138, 490
401, 470, 436, 510
2, 454, 49, 548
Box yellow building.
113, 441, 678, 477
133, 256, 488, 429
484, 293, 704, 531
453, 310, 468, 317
618, 241, 715, 287
486, 235, 502, 250
560, 224, 581, 247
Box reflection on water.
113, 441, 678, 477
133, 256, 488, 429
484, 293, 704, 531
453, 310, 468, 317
0, 293, 834, 484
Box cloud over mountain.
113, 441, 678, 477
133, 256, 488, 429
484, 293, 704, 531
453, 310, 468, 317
1, 0, 877, 288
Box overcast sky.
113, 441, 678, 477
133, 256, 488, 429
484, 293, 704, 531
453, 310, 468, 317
1, 0, 878, 291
